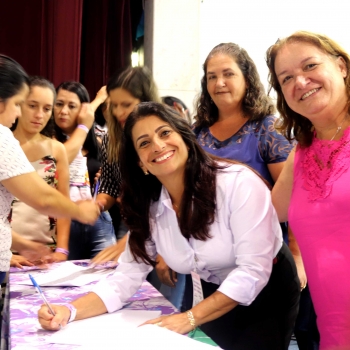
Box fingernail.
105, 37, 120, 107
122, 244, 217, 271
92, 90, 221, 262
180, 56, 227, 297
52, 322, 58, 328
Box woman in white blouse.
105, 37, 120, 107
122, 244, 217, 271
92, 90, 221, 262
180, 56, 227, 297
38, 102, 300, 350
0, 54, 100, 282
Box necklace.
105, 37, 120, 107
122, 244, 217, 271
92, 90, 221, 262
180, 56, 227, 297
330, 116, 347, 141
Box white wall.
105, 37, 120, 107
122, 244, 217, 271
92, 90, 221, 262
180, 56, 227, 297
200, 0, 350, 94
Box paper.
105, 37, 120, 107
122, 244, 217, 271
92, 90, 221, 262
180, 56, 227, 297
14, 261, 113, 287
49, 311, 215, 349
49, 310, 161, 346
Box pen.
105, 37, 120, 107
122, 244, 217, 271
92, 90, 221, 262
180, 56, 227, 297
29, 274, 56, 316
93, 180, 100, 201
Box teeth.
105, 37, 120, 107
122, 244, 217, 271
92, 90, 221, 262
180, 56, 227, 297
155, 152, 173, 162
301, 88, 319, 100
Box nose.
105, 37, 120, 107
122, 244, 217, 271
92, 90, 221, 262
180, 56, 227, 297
35, 109, 44, 119
114, 106, 124, 120
152, 137, 166, 152
216, 76, 226, 88
60, 105, 69, 114
295, 74, 310, 88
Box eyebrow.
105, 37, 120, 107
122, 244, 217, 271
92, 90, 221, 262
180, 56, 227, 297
207, 68, 233, 75
28, 99, 53, 106
136, 124, 169, 142
277, 56, 317, 77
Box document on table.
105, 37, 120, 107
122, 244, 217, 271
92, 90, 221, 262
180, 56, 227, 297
14, 261, 113, 287
49, 310, 216, 349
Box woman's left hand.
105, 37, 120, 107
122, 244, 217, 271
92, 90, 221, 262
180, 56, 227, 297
10, 254, 34, 268
141, 313, 194, 334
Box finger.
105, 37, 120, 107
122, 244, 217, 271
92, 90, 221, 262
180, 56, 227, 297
140, 317, 164, 326
171, 270, 178, 283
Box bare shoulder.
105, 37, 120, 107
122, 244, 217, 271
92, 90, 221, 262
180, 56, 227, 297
51, 139, 68, 161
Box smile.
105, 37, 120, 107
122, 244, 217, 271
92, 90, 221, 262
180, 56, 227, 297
153, 151, 174, 163
301, 88, 320, 100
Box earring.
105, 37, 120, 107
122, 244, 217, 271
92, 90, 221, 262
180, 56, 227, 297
144, 170, 149, 175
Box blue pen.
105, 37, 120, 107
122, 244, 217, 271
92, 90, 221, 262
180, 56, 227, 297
29, 274, 56, 316
93, 180, 100, 201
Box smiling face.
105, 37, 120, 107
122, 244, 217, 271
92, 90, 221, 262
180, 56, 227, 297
109, 88, 141, 128
19, 86, 54, 134
0, 84, 29, 127
54, 89, 81, 134
132, 115, 188, 182
206, 54, 247, 114
275, 42, 348, 122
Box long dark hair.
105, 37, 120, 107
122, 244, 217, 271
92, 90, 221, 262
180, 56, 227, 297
54, 81, 100, 160
195, 43, 275, 128
266, 31, 350, 147
120, 102, 230, 266
0, 54, 29, 101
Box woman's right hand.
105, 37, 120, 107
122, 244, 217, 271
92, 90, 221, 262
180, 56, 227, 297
74, 200, 100, 225
155, 254, 177, 287
38, 304, 71, 330
77, 103, 95, 130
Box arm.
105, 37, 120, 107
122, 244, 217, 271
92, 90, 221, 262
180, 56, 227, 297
271, 148, 295, 222
51, 141, 71, 262
63, 103, 94, 163
288, 226, 306, 289
2, 172, 99, 224
97, 135, 121, 210
38, 234, 154, 330
267, 161, 285, 183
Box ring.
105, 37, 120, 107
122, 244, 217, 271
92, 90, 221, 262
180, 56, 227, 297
156, 322, 162, 327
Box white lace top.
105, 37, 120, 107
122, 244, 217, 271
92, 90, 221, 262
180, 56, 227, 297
0, 125, 34, 271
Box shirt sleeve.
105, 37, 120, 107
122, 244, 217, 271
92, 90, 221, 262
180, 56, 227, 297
98, 134, 121, 198
217, 167, 282, 305
0, 125, 34, 181
91, 234, 156, 312
258, 115, 295, 164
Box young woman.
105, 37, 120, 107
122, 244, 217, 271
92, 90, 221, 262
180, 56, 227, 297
0, 54, 99, 282
92, 66, 161, 261
54, 82, 116, 259
11, 77, 71, 262
38, 102, 300, 350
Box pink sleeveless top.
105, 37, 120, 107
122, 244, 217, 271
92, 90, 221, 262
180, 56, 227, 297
289, 127, 350, 349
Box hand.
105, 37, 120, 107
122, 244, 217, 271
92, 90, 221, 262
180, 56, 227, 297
10, 254, 34, 268
38, 304, 71, 330
91, 236, 127, 265
172, 102, 188, 121
94, 168, 101, 185
94, 86, 108, 104
77, 103, 94, 130
74, 200, 100, 225
49, 252, 68, 263
141, 313, 193, 334
293, 254, 307, 291
155, 254, 177, 287
18, 241, 52, 264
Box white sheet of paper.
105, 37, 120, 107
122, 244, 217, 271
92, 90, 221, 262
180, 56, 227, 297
49, 310, 161, 346
50, 310, 216, 350
15, 261, 112, 287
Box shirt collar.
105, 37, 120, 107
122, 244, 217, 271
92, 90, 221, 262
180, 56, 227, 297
150, 186, 173, 218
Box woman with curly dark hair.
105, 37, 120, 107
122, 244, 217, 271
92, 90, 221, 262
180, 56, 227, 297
38, 102, 299, 350
194, 42, 293, 186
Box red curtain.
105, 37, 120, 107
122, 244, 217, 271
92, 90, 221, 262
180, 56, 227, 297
0, 0, 137, 96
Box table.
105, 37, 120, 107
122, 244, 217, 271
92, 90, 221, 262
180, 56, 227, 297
1, 261, 216, 349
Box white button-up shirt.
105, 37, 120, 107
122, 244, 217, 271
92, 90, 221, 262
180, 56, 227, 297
93, 163, 283, 312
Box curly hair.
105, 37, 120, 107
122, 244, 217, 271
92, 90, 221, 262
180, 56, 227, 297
266, 31, 350, 147
194, 43, 275, 128
119, 102, 233, 266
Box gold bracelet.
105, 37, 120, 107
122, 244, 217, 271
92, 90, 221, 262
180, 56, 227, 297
186, 310, 196, 330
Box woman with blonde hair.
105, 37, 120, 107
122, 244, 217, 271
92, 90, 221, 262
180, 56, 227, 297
267, 30, 350, 349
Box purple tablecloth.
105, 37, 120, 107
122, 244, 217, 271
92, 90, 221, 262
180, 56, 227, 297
1, 261, 177, 350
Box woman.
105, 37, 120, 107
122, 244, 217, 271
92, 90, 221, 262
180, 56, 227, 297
0, 54, 99, 281
38, 102, 300, 350
54, 81, 116, 259
267, 31, 350, 349
92, 66, 161, 260
11, 76, 71, 262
